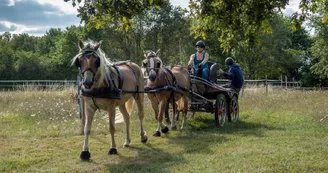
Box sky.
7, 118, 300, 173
0, 0, 300, 36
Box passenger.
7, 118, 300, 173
218, 57, 244, 93
188, 40, 209, 80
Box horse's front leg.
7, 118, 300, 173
118, 105, 131, 147
157, 100, 169, 135
134, 94, 148, 143
148, 93, 159, 120
108, 106, 118, 154
148, 94, 161, 137
80, 101, 96, 161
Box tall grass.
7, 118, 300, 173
0, 88, 327, 172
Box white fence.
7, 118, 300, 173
0, 79, 301, 89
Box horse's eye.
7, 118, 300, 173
157, 62, 161, 68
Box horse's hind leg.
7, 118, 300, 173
118, 105, 131, 147
108, 106, 118, 154
135, 93, 148, 143
180, 96, 189, 130
170, 102, 178, 130
80, 103, 96, 161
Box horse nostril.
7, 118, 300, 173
83, 81, 93, 89
149, 74, 156, 81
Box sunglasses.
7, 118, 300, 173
196, 46, 203, 48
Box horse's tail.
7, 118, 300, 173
115, 97, 134, 124
176, 99, 185, 111
126, 96, 135, 115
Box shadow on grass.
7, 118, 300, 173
101, 143, 185, 173
186, 113, 282, 137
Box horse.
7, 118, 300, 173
72, 39, 148, 161
142, 50, 190, 136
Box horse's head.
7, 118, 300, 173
73, 39, 107, 89
142, 50, 162, 82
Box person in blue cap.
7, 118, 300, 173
218, 57, 244, 93
188, 40, 210, 80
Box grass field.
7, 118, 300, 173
0, 87, 327, 172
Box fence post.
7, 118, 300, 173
280, 74, 283, 88
285, 76, 288, 89
265, 75, 268, 96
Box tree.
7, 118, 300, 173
232, 13, 307, 80
65, 0, 328, 51
0, 38, 15, 79
65, 0, 169, 31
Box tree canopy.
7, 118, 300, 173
65, 0, 328, 51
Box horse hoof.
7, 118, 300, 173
108, 148, 118, 155
171, 126, 177, 131
123, 144, 130, 147
141, 135, 148, 143
153, 131, 161, 137
161, 126, 169, 133
80, 151, 91, 161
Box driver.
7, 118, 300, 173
218, 57, 244, 93
188, 40, 209, 80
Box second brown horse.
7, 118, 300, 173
143, 51, 190, 136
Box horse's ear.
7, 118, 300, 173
78, 40, 84, 50
143, 50, 147, 58
95, 40, 103, 51
155, 49, 160, 55
142, 59, 147, 67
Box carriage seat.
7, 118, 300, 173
207, 61, 218, 83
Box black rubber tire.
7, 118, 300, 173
214, 94, 227, 127
230, 95, 239, 122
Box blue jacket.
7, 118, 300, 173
223, 64, 244, 88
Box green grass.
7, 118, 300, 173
0, 88, 327, 172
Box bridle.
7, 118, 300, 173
75, 50, 100, 83
142, 56, 162, 73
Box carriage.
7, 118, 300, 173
164, 61, 240, 127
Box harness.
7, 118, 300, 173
81, 64, 124, 99
145, 67, 189, 114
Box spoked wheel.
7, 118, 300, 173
187, 111, 195, 120
214, 94, 227, 127
230, 95, 239, 122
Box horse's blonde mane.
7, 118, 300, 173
71, 39, 112, 86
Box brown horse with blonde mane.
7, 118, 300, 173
142, 50, 190, 136
72, 39, 148, 161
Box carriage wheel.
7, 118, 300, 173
214, 94, 227, 127
230, 95, 239, 122
187, 111, 195, 120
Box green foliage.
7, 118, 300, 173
14, 51, 46, 80
189, 0, 289, 51
232, 14, 309, 80
0, 39, 15, 79
306, 7, 328, 85
65, 0, 170, 31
